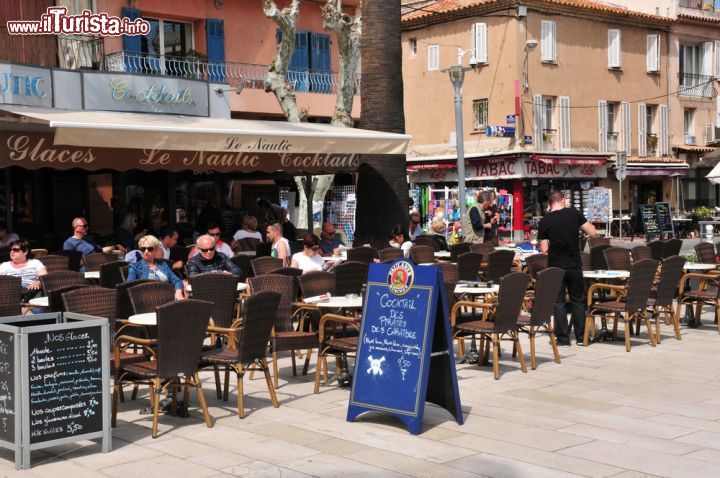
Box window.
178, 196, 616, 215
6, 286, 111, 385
646, 34, 660, 72
471, 23, 487, 64
277, 31, 331, 92
138, 18, 193, 76
608, 29, 621, 68
684, 108, 695, 135
541, 20, 557, 62
427, 45, 439, 71
646, 104, 655, 134
473, 99, 488, 130
409, 38, 417, 57
607, 103, 617, 132
680, 42, 714, 96
544, 97, 554, 131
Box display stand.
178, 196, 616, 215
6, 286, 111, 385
323, 186, 357, 243
584, 187, 612, 236
495, 193, 513, 243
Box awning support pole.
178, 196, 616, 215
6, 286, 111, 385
301, 174, 318, 233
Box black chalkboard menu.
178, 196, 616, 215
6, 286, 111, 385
656, 202, 674, 236
640, 204, 661, 239
27, 325, 103, 444
0, 331, 14, 444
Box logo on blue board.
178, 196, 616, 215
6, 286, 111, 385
387, 261, 414, 296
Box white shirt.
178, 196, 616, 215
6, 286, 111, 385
0, 259, 45, 288
389, 240, 413, 258
271, 238, 291, 264
291, 251, 324, 273
233, 229, 262, 242
160, 243, 170, 260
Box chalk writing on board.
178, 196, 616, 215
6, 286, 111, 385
366, 356, 385, 375
0, 333, 14, 441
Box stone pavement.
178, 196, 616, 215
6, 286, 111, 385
2, 317, 720, 477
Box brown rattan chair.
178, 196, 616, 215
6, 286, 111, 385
648, 240, 666, 261
52, 249, 83, 271
517, 267, 564, 369
0, 276, 22, 316
409, 245, 435, 264
603, 247, 632, 271
483, 249, 515, 283
40, 254, 70, 274
716, 242, 720, 262
116, 279, 154, 321
695, 242, 717, 265
457, 252, 484, 281
40, 270, 84, 295
251, 257, 283, 276
378, 247, 403, 262
588, 236, 611, 249
47, 284, 90, 312
230, 255, 252, 278
525, 253, 548, 281
664, 238, 682, 258
248, 274, 317, 388
200, 291, 282, 418
62, 286, 120, 342
189, 272, 239, 329
469, 242, 494, 255
583, 258, 659, 351
295, 270, 337, 332
451, 272, 531, 379
100, 260, 129, 288
436, 262, 459, 284
630, 245, 653, 262
314, 311, 359, 393
334, 261, 369, 296
675, 272, 720, 332
346, 246, 377, 264
580, 252, 591, 271
83, 252, 119, 272
648, 255, 685, 343
112, 299, 214, 437
413, 235, 439, 251
449, 242, 471, 261
590, 244, 612, 270
241, 237, 262, 252
127, 282, 175, 315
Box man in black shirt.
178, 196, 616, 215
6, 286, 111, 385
187, 234, 244, 279
538, 191, 597, 346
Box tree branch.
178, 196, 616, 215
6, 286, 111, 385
263, 0, 302, 122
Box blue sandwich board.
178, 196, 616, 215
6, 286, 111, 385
347, 260, 463, 435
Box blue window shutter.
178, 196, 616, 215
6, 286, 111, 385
206, 19, 225, 82
121, 7, 141, 54
310, 33, 331, 92
290, 31, 309, 92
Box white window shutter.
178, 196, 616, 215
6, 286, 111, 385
715, 40, 720, 78
608, 29, 621, 68
702, 42, 713, 76
550, 21, 557, 61
475, 23, 487, 63
427, 45, 439, 71
638, 103, 647, 157
598, 100, 608, 153
559, 96, 571, 151
659, 104, 669, 156
534, 94, 544, 149
621, 102, 632, 154
647, 34, 659, 72
471, 23, 477, 57
541, 21, 556, 62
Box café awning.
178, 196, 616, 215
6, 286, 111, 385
707, 161, 720, 185
0, 105, 411, 155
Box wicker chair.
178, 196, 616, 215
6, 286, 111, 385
83, 252, 118, 272
189, 272, 239, 329
675, 272, 720, 331
630, 245, 653, 262
334, 261, 369, 296
589, 245, 612, 270
378, 247, 403, 262
409, 245, 435, 264
230, 255, 252, 278
241, 237, 262, 252
449, 242, 471, 262
457, 252, 484, 281
603, 247, 632, 271
451, 272, 531, 379
48, 284, 90, 312
580, 252, 591, 271
40, 270, 84, 295
314, 311, 359, 394
436, 262, 459, 284
0, 276, 22, 316
62, 286, 118, 337
583, 258, 659, 351
588, 236, 611, 249
40, 254, 70, 274
695, 242, 717, 265
517, 267, 565, 369
664, 238, 682, 258
525, 253, 548, 281
201, 291, 282, 418
269, 267, 304, 301
115, 279, 154, 321
251, 257, 283, 276
111, 299, 214, 437
648, 240, 666, 261
100, 260, 129, 288
483, 250, 515, 283
51, 249, 83, 271
413, 235, 439, 251
346, 246, 377, 264
647, 255, 685, 343
127, 282, 175, 315
248, 274, 318, 388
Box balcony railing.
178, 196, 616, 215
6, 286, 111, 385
679, 73, 715, 98
679, 0, 720, 13
646, 133, 658, 156
541, 129, 557, 151
105, 51, 360, 96
58, 36, 104, 70
607, 132, 618, 152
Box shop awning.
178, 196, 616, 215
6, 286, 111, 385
0, 105, 411, 155
707, 161, 720, 185
407, 162, 457, 171
625, 167, 689, 177
530, 153, 607, 165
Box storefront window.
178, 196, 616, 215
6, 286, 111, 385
140, 19, 193, 76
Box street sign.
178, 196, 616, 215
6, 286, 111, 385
506, 114, 516, 124
486, 126, 516, 137
616, 151, 627, 181
615, 169, 626, 181
524, 135, 533, 144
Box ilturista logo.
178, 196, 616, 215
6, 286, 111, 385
6, 7, 151, 36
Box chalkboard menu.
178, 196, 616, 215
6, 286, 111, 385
0, 331, 14, 444
348, 260, 463, 434
640, 204, 661, 239
27, 326, 103, 444
656, 202, 674, 236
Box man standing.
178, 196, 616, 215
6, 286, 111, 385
408, 212, 422, 240
187, 234, 244, 279
482, 191, 500, 246
64, 217, 125, 256
319, 221, 344, 256
462, 191, 485, 244
538, 190, 597, 346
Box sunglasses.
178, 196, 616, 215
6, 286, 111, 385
310, 245, 320, 250
10, 247, 25, 252
140, 246, 155, 252
209, 232, 221, 237
76, 224, 89, 228
199, 247, 215, 253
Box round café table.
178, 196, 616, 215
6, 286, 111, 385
84, 271, 100, 279
683, 263, 716, 272
128, 312, 157, 326
322, 253, 347, 262
28, 296, 49, 308
315, 295, 363, 386
434, 251, 451, 260
185, 282, 248, 293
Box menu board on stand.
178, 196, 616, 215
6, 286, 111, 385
584, 187, 612, 236
655, 202, 675, 238
639, 204, 661, 241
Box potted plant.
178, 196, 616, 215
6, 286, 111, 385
695, 206, 714, 220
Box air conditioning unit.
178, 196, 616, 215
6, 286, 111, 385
684, 134, 696, 145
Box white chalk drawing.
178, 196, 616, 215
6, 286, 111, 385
398, 355, 411, 381
367, 355, 385, 376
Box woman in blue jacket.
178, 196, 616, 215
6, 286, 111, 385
127, 235, 185, 301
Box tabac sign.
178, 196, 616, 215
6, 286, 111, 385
0, 132, 359, 174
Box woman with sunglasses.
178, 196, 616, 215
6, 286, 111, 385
127, 235, 185, 300
0, 239, 47, 301
290, 234, 325, 273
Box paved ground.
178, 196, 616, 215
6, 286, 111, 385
605, 237, 701, 256
2, 305, 720, 478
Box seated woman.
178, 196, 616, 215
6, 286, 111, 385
127, 235, 185, 301
0, 238, 47, 301
430, 218, 449, 251
290, 234, 325, 273
388, 225, 413, 258
233, 214, 263, 242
